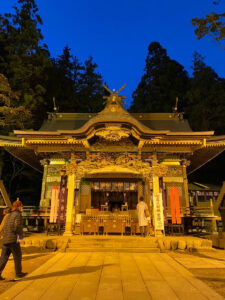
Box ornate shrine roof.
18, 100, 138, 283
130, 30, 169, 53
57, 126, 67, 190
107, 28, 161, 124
39, 112, 192, 133
0, 85, 224, 174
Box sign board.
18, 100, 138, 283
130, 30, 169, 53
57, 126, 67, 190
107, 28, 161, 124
153, 193, 164, 231
46, 176, 61, 183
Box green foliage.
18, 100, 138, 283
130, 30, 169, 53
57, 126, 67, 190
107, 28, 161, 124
45, 46, 83, 112
0, 0, 50, 128
191, 1, 225, 48
45, 48, 105, 113
78, 56, 105, 112
0, 0, 106, 123
0, 0, 106, 204
192, 13, 225, 45
184, 52, 225, 134
0, 73, 35, 202
130, 42, 225, 136
130, 42, 189, 113
0, 73, 31, 131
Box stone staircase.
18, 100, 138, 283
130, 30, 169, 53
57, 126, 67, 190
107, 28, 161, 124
66, 236, 160, 253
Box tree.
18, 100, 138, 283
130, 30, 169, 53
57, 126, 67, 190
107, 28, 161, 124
45, 49, 105, 113
130, 42, 189, 113
192, 0, 225, 48
0, 0, 51, 128
45, 46, 84, 112
0, 73, 31, 132
0, 73, 38, 203
185, 52, 225, 134
78, 56, 105, 112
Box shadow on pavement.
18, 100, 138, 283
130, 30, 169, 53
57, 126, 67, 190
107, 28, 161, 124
18, 264, 114, 281
22, 254, 48, 261
175, 250, 225, 262
197, 277, 225, 282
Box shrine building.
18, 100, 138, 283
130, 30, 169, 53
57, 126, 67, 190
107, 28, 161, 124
1, 85, 225, 236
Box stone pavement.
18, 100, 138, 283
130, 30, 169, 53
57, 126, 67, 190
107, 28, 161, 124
1, 252, 224, 300
171, 252, 225, 269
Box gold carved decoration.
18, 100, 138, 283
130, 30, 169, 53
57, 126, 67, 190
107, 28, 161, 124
166, 166, 183, 177
61, 152, 168, 180
95, 126, 130, 142
91, 137, 134, 149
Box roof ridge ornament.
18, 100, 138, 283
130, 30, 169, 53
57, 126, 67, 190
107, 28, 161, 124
103, 84, 126, 95
102, 84, 127, 113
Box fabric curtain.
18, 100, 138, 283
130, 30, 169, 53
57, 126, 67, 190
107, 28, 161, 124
170, 186, 181, 224
161, 188, 168, 226
50, 185, 59, 223
57, 175, 68, 224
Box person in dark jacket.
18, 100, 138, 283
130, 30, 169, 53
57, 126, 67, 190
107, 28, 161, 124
0, 200, 27, 280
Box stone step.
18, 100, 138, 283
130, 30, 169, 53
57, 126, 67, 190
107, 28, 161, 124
66, 247, 160, 253
66, 237, 159, 253
68, 238, 158, 242
67, 242, 158, 248
68, 239, 158, 243
69, 242, 158, 247
66, 236, 160, 253
69, 237, 158, 241
67, 244, 158, 249
68, 238, 157, 241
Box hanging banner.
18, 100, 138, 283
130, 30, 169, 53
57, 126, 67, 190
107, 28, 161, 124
161, 188, 168, 226
57, 175, 68, 224
153, 193, 164, 231
170, 186, 181, 224
50, 185, 59, 223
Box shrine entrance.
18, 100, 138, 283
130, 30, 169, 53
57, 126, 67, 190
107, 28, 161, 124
90, 179, 138, 212
63, 156, 168, 236
91, 191, 138, 211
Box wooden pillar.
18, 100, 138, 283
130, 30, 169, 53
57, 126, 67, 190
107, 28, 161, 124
137, 181, 143, 201
211, 218, 217, 233
64, 172, 75, 236
146, 177, 153, 235
40, 161, 48, 207
44, 217, 48, 231
210, 199, 217, 233
153, 175, 159, 235
145, 178, 151, 207
152, 153, 159, 194
182, 161, 190, 215
75, 180, 80, 211
152, 175, 159, 194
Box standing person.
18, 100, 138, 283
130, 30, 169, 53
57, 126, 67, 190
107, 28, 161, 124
137, 196, 148, 237
0, 200, 27, 280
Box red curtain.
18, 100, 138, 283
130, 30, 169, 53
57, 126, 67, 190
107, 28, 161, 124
170, 186, 181, 224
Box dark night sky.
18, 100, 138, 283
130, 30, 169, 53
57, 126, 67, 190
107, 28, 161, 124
0, 0, 225, 107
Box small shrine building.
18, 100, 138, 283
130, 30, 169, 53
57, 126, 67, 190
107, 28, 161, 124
1, 86, 225, 235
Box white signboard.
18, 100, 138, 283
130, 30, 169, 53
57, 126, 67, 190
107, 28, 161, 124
153, 193, 164, 231
46, 176, 61, 183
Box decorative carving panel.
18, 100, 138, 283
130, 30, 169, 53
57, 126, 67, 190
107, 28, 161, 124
166, 166, 183, 177
62, 152, 168, 179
